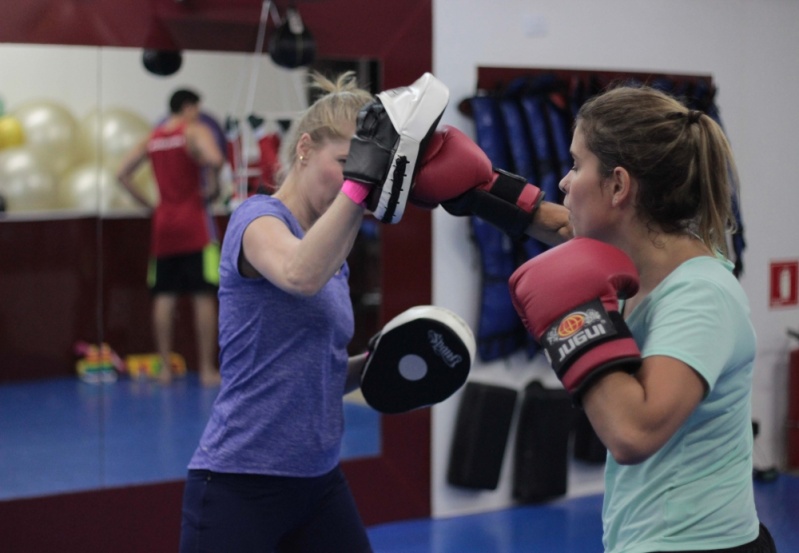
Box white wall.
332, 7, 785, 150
0, 43, 307, 126
0, 43, 307, 207
431, 0, 799, 518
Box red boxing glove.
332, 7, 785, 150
411, 125, 544, 240
508, 237, 641, 403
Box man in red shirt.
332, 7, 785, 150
117, 89, 225, 387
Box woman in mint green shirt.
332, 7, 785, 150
558, 86, 776, 552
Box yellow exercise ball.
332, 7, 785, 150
10, 100, 79, 177
0, 115, 25, 149
0, 146, 58, 212
78, 107, 152, 169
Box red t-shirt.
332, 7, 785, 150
147, 123, 214, 257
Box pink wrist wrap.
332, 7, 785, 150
341, 179, 371, 207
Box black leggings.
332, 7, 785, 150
179, 466, 372, 553
651, 523, 777, 552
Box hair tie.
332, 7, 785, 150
687, 110, 703, 124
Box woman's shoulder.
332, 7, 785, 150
229, 195, 303, 238
232, 194, 286, 219
656, 254, 747, 310
673, 254, 737, 287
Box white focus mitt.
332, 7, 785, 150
343, 72, 450, 223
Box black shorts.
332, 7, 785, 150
148, 243, 220, 295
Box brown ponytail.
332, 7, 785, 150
577, 85, 739, 256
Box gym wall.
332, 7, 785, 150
431, 0, 799, 518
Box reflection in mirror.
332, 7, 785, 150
0, 44, 381, 502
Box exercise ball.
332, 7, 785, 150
0, 115, 25, 149
58, 161, 116, 212
59, 160, 159, 213
112, 161, 159, 211
0, 146, 58, 212
78, 107, 152, 169
10, 100, 79, 177
200, 112, 227, 159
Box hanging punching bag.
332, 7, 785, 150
269, 7, 316, 69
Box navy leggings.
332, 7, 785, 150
179, 466, 373, 553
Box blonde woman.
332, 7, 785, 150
179, 73, 377, 553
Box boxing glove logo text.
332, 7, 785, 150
542, 299, 617, 372
428, 329, 463, 368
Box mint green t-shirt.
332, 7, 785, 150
603, 256, 759, 553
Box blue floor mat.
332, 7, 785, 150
367, 475, 799, 552
0, 375, 380, 500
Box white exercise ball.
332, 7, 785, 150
58, 161, 115, 212
78, 107, 152, 169
0, 146, 58, 212
110, 161, 160, 211
10, 100, 80, 177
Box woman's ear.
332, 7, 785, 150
296, 132, 312, 161
610, 166, 634, 207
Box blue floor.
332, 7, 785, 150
2, 376, 797, 552
367, 475, 799, 552
0, 374, 380, 500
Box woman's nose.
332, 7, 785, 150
558, 175, 569, 194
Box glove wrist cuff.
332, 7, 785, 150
492, 168, 543, 212
341, 179, 372, 207
539, 301, 641, 405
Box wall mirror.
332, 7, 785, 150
0, 1, 433, 547
0, 42, 384, 497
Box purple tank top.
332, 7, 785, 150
189, 195, 354, 476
